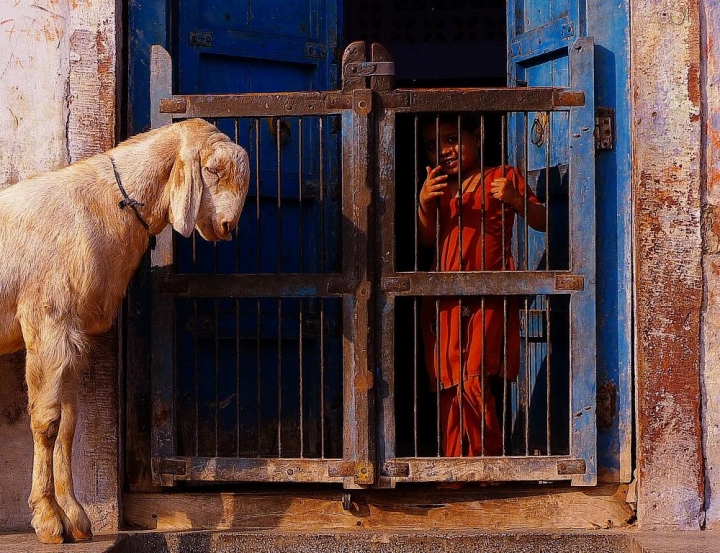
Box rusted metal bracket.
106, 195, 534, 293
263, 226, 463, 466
352, 88, 373, 115
159, 98, 188, 114
557, 459, 587, 475
328, 461, 375, 485
595, 107, 615, 150
555, 274, 584, 291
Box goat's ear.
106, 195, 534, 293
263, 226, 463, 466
168, 142, 203, 238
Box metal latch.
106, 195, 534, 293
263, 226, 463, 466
343, 61, 395, 79
595, 107, 614, 150
188, 32, 213, 47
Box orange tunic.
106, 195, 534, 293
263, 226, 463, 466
422, 166, 540, 391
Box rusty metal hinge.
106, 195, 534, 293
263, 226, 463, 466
595, 107, 615, 150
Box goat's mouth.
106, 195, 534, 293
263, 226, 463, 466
196, 219, 236, 242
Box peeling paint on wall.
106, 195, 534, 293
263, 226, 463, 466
701, 0, 720, 530
633, 0, 705, 531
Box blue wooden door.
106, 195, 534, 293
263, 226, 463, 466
507, 0, 598, 485
134, 1, 347, 485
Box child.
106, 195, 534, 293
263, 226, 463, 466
417, 113, 546, 463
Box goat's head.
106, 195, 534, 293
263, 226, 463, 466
168, 120, 249, 240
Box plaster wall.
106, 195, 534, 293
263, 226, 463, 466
701, 0, 720, 530
632, 0, 705, 530
0, 0, 119, 535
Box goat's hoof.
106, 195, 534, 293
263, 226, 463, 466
31, 498, 71, 544
32, 515, 65, 544
35, 530, 65, 545
63, 503, 93, 541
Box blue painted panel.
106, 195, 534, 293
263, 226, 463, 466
587, 0, 633, 483
508, 0, 597, 485
128, 0, 171, 134
509, 0, 632, 484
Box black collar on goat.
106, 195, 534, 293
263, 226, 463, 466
107, 154, 157, 250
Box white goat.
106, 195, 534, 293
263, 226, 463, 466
0, 118, 249, 544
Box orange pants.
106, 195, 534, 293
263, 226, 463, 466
439, 377, 503, 457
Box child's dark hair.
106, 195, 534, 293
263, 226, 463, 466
417, 112, 480, 134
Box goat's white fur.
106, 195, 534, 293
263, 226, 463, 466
0, 119, 249, 544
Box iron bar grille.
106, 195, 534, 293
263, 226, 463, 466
173, 115, 344, 461
385, 109, 574, 465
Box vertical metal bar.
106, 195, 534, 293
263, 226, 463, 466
193, 299, 199, 456
523, 112, 529, 271
318, 117, 326, 458
299, 117, 305, 273
256, 297, 262, 457
502, 296, 508, 456
501, 114, 507, 270
254, 119, 262, 457
234, 118, 241, 273
276, 118, 283, 274
299, 298, 304, 457
545, 111, 551, 270
277, 298, 283, 457
255, 118, 262, 273
320, 297, 326, 458
412, 117, 420, 456
546, 295, 553, 455
435, 297, 441, 457
456, 115, 465, 457
434, 116, 442, 458
480, 114, 486, 271
298, 118, 305, 458
319, 117, 326, 272
524, 296, 530, 456
480, 298, 486, 455
500, 115, 508, 455
413, 297, 419, 457
236, 298, 241, 457
414, 116, 420, 272
214, 299, 219, 457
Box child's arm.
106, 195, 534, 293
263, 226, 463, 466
418, 165, 448, 246
490, 177, 547, 232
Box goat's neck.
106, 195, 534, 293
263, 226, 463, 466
105, 127, 181, 235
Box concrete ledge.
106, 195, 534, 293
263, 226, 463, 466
1, 530, 717, 552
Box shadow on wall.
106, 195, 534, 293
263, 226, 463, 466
0, 351, 33, 533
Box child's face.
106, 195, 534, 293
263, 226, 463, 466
422, 121, 480, 176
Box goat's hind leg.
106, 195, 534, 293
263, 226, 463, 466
53, 372, 93, 541
25, 346, 73, 544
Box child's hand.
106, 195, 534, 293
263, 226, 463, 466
419, 165, 448, 213
490, 177, 521, 205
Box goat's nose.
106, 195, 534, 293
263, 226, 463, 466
220, 221, 233, 237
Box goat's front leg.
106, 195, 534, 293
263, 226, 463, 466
25, 349, 73, 544
53, 372, 92, 541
